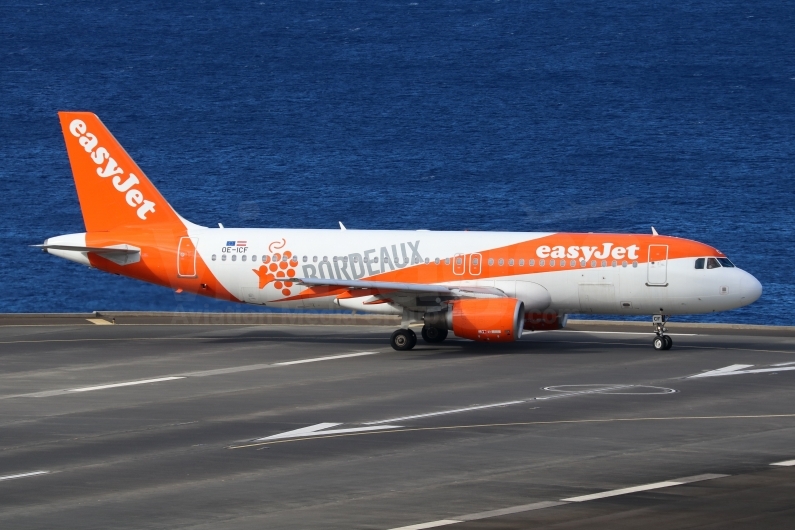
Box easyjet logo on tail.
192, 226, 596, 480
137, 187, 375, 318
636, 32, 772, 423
68, 119, 156, 220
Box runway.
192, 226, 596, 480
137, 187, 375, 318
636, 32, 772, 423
1, 315, 794, 529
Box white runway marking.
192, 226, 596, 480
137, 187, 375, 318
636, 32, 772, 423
771, 459, 795, 466
562, 480, 682, 502
390, 521, 461, 530
273, 351, 379, 365
256, 422, 402, 441
689, 364, 795, 378
387, 474, 727, 529
0, 470, 49, 482
364, 401, 526, 425
534, 385, 633, 400
68, 376, 185, 393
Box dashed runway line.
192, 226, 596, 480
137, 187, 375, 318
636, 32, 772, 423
388, 473, 728, 530
4, 351, 382, 399
0, 471, 50, 482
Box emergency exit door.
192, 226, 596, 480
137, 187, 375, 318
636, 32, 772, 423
177, 237, 198, 277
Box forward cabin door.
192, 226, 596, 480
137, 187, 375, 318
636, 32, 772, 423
177, 237, 198, 277
647, 245, 668, 285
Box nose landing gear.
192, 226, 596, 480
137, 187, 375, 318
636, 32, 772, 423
652, 314, 673, 350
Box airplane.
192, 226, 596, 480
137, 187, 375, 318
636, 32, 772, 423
39, 112, 763, 351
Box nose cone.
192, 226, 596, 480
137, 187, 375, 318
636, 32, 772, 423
739, 271, 763, 305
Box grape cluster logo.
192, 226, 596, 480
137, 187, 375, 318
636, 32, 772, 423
253, 239, 298, 297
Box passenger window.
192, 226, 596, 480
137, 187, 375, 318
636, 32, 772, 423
211, 254, 216, 261
529, 259, 535, 266
611, 260, 617, 267
695, 258, 705, 269
591, 260, 597, 267
263, 255, 270, 264
472, 258, 479, 265
717, 258, 735, 268
560, 259, 565, 268
488, 258, 494, 266
313, 256, 318, 262
374, 257, 379, 263
519, 259, 524, 266
549, 259, 555, 267
580, 259, 586, 267
508, 258, 514, 266
456, 257, 463, 265
434, 258, 440, 265
707, 258, 721, 269
252, 255, 258, 262
221, 254, 227, 261
241, 255, 247, 262
231, 255, 237, 262
539, 259, 545, 266
303, 256, 308, 263
498, 258, 504, 266
323, 256, 328, 262
424, 257, 429, 264
570, 259, 576, 267
632, 260, 638, 268
622, 260, 627, 267
601, 260, 607, 267
445, 258, 450, 265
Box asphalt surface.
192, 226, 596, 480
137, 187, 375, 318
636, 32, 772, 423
1, 318, 794, 529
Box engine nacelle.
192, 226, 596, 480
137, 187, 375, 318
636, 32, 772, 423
425, 298, 525, 342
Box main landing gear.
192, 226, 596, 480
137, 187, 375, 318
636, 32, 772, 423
390, 325, 449, 351
390, 328, 416, 351
421, 325, 448, 344
652, 314, 673, 351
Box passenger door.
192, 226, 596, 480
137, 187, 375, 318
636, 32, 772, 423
177, 237, 198, 278
647, 245, 668, 285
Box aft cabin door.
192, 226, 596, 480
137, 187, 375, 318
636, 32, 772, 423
177, 237, 198, 278
647, 245, 668, 285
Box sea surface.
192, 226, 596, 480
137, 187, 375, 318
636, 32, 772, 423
1, 1, 793, 324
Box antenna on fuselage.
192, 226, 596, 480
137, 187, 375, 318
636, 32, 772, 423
339, 221, 347, 230
651, 226, 658, 236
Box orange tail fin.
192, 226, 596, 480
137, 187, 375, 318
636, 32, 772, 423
58, 112, 184, 232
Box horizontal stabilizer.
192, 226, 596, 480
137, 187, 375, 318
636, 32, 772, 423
34, 243, 141, 266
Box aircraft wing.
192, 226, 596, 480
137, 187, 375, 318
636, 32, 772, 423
286, 277, 506, 311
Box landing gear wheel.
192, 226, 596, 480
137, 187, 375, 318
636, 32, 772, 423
653, 336, 665, 350
391, 329, 416, 351
663, 335, 673, 350
421, 326, 448, 343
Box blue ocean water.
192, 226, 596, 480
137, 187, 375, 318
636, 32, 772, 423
1, 1, 793, 324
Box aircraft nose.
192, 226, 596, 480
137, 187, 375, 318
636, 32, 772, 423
740, 271, 763, 304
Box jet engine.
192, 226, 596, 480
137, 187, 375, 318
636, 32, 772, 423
424, 298, 525, 342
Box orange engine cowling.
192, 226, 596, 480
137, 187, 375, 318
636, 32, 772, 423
449, 298, 525, 342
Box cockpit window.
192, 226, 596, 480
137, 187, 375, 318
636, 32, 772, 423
695, 258, 705, 269
717, 258, 735, 268
706, 257, 721, 269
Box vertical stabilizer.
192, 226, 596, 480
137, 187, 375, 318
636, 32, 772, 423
58, 112, 184, 232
